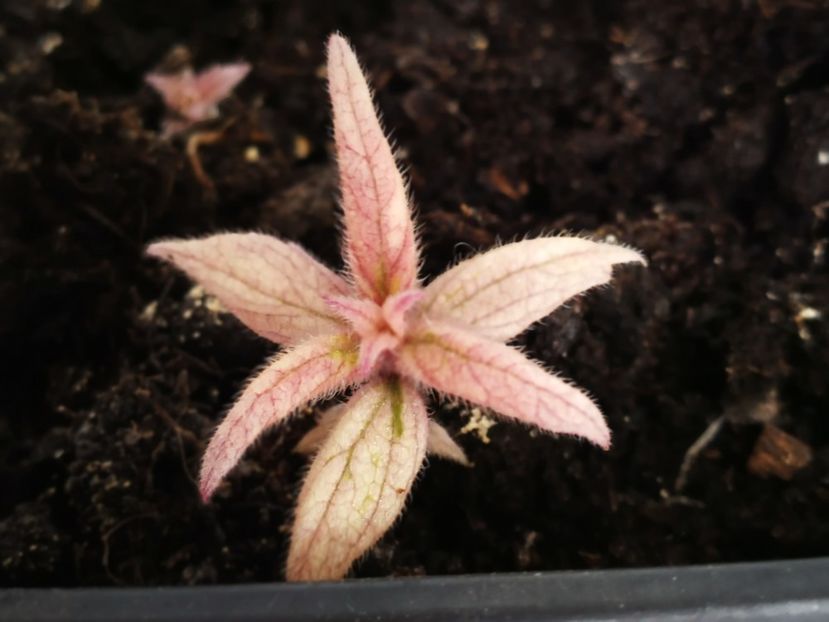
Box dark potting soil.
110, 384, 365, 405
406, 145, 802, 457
2, 0, 829, 587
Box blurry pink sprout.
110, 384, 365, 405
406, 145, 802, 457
145, 63, 250, 136
147, 34, 645, 581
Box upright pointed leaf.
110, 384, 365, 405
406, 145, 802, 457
327, 33, 419, 302
422, 237, 645, 341
148, 233, 350, 345
398, 322, 610, 448
287, 378, 428, 581
199, 333, 359, 501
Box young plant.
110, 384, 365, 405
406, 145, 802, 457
145, 63, 251, 136
147, 34, 644, 581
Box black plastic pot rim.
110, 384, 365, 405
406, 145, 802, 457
1, 557, 828, 622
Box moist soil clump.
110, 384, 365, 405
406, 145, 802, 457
1, 1, 828, 586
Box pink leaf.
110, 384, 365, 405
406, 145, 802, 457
148, 233, 350, 345
287, 378, 427, 581
422, 237, 645, 341
327, 33, 419, 302
194, 63, 251, 108
398, 322, 611, 448
199, 333, 359, 501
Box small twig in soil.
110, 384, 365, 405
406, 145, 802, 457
675, 415, 724, 492
77, 202, 135, 247
149, 389, 202, 488
661, 492, 706, 509
171, 349, 224, 377
101, 512, 159, 585
186, 122, 233, 193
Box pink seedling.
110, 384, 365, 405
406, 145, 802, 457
145, 63, 251, 136
147, 34, 645, 581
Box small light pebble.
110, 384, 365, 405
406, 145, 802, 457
139, 301, 158, 321
797, 307, 821, 321
468, 32, 489, 51
38, 33, 63, 55
293, 135, 311, 159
